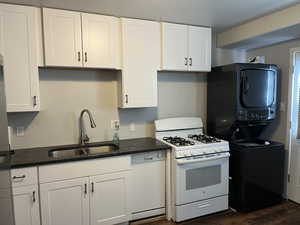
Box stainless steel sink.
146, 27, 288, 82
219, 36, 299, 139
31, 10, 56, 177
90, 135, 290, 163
48, 144, 118, 158
86, 144, 118, 155
49, 148, 86, 158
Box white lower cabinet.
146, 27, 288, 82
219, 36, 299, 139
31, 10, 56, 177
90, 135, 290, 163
90, 172, 130, 225
40, 174, 129, 225
39, 156, 131, 225
12, 185, 40, 225
14, 153, 166, 225
40, 177, 90, 225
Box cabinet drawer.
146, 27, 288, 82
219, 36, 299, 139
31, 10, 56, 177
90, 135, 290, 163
175, 195, 228, 222
11, 167, 38, 187
39, 155, 130, 183
131, 151, 165, 164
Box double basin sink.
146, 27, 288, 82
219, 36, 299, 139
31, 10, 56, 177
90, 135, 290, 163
48, 143, 118, 158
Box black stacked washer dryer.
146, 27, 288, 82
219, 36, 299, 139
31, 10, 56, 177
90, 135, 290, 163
207, 63, 285, 212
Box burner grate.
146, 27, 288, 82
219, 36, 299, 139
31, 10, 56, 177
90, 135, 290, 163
188, 134, 221, 144
163, 136, 195, 146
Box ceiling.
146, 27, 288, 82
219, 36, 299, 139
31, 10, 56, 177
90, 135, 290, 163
4, 0, 300, 31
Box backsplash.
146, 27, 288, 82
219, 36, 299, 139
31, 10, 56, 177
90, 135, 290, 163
8, 68, 207, 149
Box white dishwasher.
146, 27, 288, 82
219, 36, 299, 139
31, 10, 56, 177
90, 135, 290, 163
130, 151, 166, 220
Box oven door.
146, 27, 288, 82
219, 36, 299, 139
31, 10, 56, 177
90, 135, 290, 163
175, 154, 229, 205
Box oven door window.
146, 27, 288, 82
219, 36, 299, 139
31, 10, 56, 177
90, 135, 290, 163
186, 165, 221, 190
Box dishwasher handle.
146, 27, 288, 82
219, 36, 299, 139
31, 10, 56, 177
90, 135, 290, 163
131, 151, 166, 164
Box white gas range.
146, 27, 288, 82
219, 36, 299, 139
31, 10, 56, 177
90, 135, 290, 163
155, 117, 230, 222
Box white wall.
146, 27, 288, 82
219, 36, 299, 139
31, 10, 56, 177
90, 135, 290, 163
212, 32, 247, 66
8, 69, 207, 149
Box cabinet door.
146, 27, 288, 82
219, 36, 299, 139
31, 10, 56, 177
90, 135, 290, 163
43, 8, 82, 67
90, 171, 130, 225
121, 18, 160, 108
188, 26, 211, 72
161, 22, 188, 71
0, 4, 40, 112
40, 177, 89, 225
81, 13, 120, 69
13, 185, 40, 225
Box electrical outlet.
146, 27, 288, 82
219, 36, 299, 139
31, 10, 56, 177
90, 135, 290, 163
129, 123, 135, 132
16, 127, 25, 137
111, 120, 120, 129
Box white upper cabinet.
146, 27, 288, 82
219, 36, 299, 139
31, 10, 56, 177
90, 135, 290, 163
161, 22, 211, 72
43, 8, 120, 69
43, 8, 82, 67
0, 4, 41, 112
188, 26, 211, 72
119, 18, 160, 108
161, 23, 188, 71
81, 13, 120, 69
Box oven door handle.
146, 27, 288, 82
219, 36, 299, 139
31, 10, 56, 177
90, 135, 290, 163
176, 153, 230, 165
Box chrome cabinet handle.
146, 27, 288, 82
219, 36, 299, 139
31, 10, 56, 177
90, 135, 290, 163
125, 94, 128, 104
144, 157, 153, 161
91, 182, 94, 193
77, 51, 81, 62
84, 52, 87, 62
84, 183, 87, 195
33, 96, 37, 106
32, 191, 36, 203
184, 57, 188, 66
12, 175, 26, 179
189, 58, 192, 66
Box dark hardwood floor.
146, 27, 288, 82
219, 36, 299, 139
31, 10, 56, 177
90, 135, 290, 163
134, 201, 300, 225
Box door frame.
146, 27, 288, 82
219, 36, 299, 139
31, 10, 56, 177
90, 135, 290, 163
286, 47, 300, 199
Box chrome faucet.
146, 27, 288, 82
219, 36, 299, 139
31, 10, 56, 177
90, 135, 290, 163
79, 109, 96, 146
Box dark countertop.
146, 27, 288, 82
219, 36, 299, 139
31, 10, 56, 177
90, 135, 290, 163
10, 137, 171, 168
